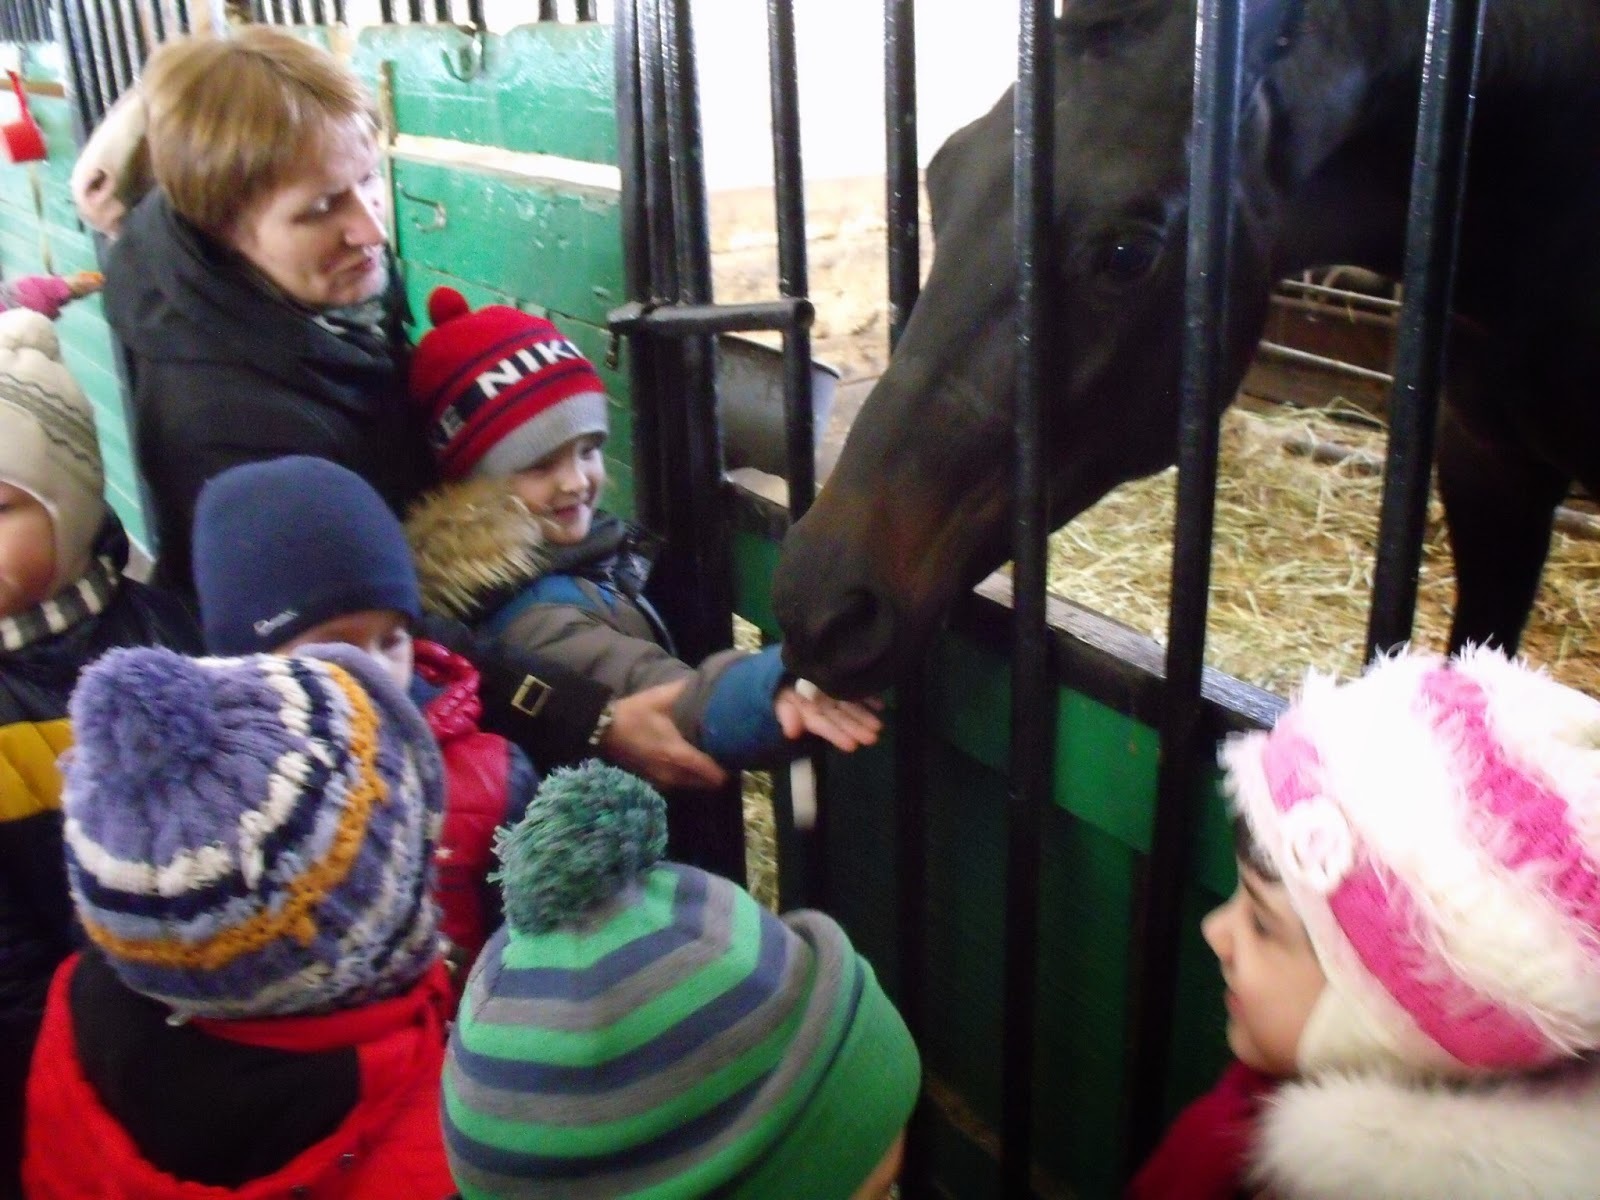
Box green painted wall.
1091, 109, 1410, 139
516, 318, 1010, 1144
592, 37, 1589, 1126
352, 22, 634, 517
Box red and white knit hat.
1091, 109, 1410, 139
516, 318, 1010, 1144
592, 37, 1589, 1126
1224, 646, 1600, 1080
409, 287, 608, 481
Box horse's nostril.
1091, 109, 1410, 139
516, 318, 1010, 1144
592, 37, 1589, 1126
805, 587, 897, 687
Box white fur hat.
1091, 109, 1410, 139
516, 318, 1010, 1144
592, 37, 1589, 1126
1224, 646, 1600, 1080
0, 309, 106, 594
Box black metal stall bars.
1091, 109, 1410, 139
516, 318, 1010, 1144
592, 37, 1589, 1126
881, 3, 934, 1193
1000, 0, 1055, 1193
1122, 0, 1246, 1168
1124, 0, 1487, 1172
0, 0, 51, 41
613, 0, 821, 886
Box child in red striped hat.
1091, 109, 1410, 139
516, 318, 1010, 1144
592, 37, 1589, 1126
1130, 646, 1600, 1200
405, 288, 880, 859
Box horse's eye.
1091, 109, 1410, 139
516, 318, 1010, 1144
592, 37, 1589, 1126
1091, 231, 1163, 285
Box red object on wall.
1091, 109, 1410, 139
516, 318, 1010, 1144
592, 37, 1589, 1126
3, 72, 47, 164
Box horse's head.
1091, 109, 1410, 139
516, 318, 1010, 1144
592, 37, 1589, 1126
774, 0, 1319, 696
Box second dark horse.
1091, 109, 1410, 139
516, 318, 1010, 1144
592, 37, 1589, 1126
774, 0, 1600, 696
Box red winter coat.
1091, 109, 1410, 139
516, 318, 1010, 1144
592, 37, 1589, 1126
413, 639, 535, 978
23, 954, 456, 1200
1126, 1060, 1279, 1200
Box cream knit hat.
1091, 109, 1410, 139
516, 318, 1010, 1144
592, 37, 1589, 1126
0, 308, 106, 593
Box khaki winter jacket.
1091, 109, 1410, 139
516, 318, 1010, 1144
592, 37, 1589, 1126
406, 480, 790, 770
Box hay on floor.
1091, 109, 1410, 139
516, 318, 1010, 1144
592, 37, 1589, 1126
1048, 401, 1600, 698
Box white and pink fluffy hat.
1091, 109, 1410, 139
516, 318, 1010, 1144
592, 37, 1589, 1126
1224, 646, 1600, 1080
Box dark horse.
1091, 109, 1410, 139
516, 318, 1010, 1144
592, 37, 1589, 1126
772, 0, 1600, 697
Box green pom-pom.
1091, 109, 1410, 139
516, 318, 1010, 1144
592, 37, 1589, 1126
492, 761, 669, 935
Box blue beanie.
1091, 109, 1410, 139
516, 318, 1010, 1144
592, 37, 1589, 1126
62, 643, 446, 1018
193, 456, 421, 655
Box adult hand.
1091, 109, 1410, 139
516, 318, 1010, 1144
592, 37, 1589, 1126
598, 679, 729, 791
774, 684, 883, 753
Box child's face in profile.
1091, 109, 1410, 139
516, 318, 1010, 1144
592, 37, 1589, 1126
0, 481, 56, 620
511, 433, 607, 547
277, 608, 414, 690
1202, 860, 1326, 1077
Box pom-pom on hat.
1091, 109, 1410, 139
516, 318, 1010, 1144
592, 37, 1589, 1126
443, 762, 921, 1199
1224, 645, 1600, 1080
0, 308, 106, 594
192, 456, 421, 655
62, 642, 445, 1020
410, 287, 609, 481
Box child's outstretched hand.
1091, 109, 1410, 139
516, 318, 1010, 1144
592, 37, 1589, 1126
774, 680, 883, 753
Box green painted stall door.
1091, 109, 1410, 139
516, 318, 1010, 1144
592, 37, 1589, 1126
0, 43, 149, 550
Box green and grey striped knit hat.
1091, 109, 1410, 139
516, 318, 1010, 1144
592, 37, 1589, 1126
442, 762, 921, 1199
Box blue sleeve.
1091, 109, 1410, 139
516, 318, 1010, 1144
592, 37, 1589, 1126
698, 645, 790, 769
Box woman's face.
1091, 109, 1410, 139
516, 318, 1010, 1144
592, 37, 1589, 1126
227, 117, 389, 310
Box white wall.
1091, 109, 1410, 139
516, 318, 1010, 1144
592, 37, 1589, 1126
692, 1, 1019, 189
345, 1, 1021, 191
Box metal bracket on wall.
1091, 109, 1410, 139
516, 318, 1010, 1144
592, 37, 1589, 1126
442, 23, 487, 83
397, 185, 448, 233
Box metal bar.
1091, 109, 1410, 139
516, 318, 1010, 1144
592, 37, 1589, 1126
1364, 0, 1487, 657
577, 0, 597, 19
538, 0, 558, 19
379, 0, 394, 23
58, 0, 105, 129
121, 0, 148, 61
1002, 0, 1056, 1192
885, 1, 930, 1192
103, 0, 138, 95
84, 0, 125, 101
884, 0, 919, 344
311, 0, 329, 26
1257, 340, 1396, 384
1124, 0, 1246, 1169
636, 0, 681, 539
148, 0, 168, 46
433, 0, 450, 23
766, 0, 815, 520
616, 0, 660, 537
467, 0, 483, 30
1276, 276, 1402, 310
649, 0, 745, 884
406, 0, 423, 24
289, 0, 307, 26
659, 0, 729, 664
609, 298, 813, 338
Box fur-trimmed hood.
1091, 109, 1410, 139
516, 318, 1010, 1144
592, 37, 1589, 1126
1253, 1058, 1600, 1199
404, 477, 550, 624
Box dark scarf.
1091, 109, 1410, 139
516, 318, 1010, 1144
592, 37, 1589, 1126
0, 549, 122, 653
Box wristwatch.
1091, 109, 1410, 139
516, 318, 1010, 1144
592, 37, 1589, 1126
587, 698, 618, 749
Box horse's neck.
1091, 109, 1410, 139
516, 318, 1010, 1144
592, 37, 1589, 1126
1270, 0, 1600, 276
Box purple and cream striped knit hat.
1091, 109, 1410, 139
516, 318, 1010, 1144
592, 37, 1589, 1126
1225, 645, 1600, 1079
442, 762, 921, 1199
61, 643, 446, 1020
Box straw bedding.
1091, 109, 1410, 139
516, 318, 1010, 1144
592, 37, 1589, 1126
1048, 399, 1600, 697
